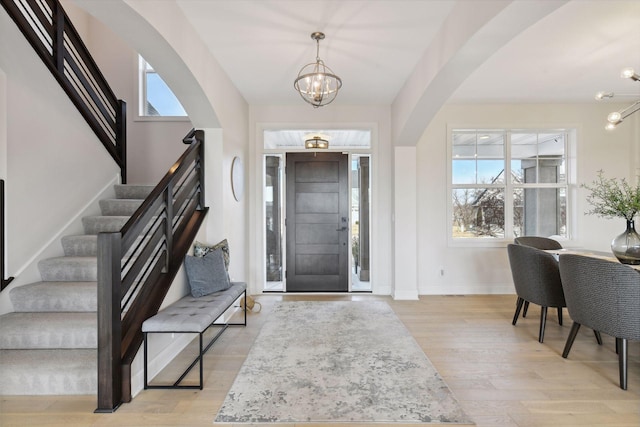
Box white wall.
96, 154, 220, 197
85, 19, 194, 185
0, 8, 120, 308
63, 1, 194, 185
249, 105, 393, 295
415, 102, 639, 295
0, 67, 6, 285
393, 147, 418, 299
0, 65, 6, 181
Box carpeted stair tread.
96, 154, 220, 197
61, 234, 97, 256
114, 184, 155, 200
82, 215, 129, 234
38, 257, 97, 281
10, 281, 96, 312
0, 312, 96, 349
0, 349, 97, 395
99, 198, 143, 216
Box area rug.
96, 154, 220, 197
214, 300, 473, 424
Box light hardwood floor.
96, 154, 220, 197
1, 294, 638, 427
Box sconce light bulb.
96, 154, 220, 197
605, 122, 617, 131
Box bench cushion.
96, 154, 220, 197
142, 282, 246, 333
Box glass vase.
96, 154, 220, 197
611, 219, 640, 265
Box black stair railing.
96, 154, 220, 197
1, 180, 13, 291
96, 129, 207, 412
1, 0, 127, 181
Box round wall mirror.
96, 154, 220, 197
231, 156, 244, 201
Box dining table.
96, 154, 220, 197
543, 248, 640, 272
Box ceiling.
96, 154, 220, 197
175, 0, 640, 107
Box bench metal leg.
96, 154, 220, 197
144, 332, 148, 389
171, 332, 207, 389
228, 290, 248, 327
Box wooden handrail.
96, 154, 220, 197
1, 180, 14, 291
1, 0, 127, 182
96, 130, 206, 412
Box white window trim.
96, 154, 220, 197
446, 125, 577, 248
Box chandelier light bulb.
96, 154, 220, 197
620, 67, 638, 80
607, 111, 622, 123
594, 91, 613, 100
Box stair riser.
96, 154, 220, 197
82, 216, 129, 234
99, 199, 143, 216
114, 184, 155, 200
0, 350, 96, 395
10, 282, 97, 312
38, 258, 97, 282
0, 330, 97, 349
61, 235, 97, 256
0, 313, 97, 349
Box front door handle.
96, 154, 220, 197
336, 226, 348, 231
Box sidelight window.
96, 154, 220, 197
264, 155, 284, 291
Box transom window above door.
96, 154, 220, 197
263, 130, 371, 149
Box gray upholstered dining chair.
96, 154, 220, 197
558, 254, 640, 390
514, 236, 563, 250
507, 244, 566, 343
513, 236, 564, 318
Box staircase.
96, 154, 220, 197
0, 184, 154, 395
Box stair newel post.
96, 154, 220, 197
164, 183, 174, 273
96, 232, 123, 413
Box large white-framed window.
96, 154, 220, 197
137, 55, 187, 119
448, 128, 573, 244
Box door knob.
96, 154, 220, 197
336, 226, 348, 231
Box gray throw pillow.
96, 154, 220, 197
184, 248, 231, 298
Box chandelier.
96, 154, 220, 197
596, 67, 640, 130
304, 133, 330, 149
294, 32, 342, 108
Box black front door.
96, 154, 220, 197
286, 152, 349, 292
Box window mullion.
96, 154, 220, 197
504, 131, 513, 239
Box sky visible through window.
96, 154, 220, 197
146, 71, 187, 116
452, 160, 505, 184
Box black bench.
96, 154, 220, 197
142, 282, 246, 389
